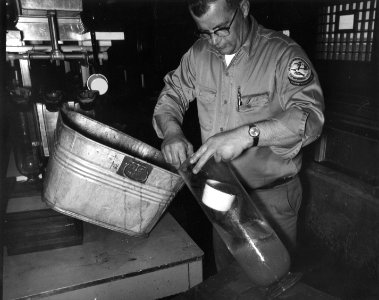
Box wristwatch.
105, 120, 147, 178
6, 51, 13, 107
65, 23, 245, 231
248, 124, 260, 147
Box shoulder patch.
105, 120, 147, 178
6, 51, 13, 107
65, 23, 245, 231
288, 57, 314, 86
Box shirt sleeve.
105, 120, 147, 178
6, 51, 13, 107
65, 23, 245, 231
152, 47, 197, 139
270, 44, 325, 159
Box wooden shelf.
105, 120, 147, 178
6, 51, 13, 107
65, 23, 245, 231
3, 213, 203, 299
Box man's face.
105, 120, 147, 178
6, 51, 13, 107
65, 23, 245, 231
191, 0, 245, 55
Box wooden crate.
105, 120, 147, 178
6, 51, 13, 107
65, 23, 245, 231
4, 208, 83, 256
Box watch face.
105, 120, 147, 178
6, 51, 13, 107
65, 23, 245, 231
249, 126, 260, 137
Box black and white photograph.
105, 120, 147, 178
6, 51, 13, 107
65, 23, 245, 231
0, 0, 378, 299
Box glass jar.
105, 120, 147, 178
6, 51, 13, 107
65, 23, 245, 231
178, 157, 301, 298
10, 87, 43, 181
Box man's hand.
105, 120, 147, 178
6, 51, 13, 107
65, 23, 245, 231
161, 133, 194, 169
189, 126, 251, 174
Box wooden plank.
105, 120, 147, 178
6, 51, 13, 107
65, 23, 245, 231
4, 177, 42, 199
188, 260, 203, 288
33, 263, 199, 300
5, 194, 84, 256
5, 217, 83, 256
6, 195, 48, 213
3, 213, 203, 299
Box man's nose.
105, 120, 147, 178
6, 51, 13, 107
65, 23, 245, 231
209, 33, 220, 45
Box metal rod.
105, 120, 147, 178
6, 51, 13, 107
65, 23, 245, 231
20, 59, 31, 87
5, 52, 105, 61
47, 10, 62, 59
90, 31, 100, 73
7, 45, 105, 52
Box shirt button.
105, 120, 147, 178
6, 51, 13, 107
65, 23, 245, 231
220, 127, 224, 132
225, 72, 229, 76
224, 100, 227, 104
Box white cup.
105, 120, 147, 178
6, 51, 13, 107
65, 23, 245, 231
202, 179, 235, 212
87, 73, 108, 95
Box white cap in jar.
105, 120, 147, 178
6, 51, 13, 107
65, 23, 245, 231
202, 179, 235, 211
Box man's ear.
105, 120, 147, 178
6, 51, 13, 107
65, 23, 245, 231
240, 0, 250, 18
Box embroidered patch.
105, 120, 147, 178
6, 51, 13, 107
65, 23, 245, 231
288, 57, 314, 86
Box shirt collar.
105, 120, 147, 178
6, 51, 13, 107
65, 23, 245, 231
240, 16, 259, 57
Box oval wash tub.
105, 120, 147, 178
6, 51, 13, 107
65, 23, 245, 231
43, 106, 184, 237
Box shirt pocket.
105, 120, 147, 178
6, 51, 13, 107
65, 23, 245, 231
196, 85, 217, 131
238, 92, 269, 112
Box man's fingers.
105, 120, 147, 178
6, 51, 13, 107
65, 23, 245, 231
177, 147, 188, 167
189, 145, 207, 164
170, 143, 190, 168
162, 145, 172, 164
186, 143, 194, 157
214, 152, 222, 162
192, 150, 213, 174
161, 134, 192, 168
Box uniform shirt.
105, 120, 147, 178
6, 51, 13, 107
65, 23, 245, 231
153, 17, 324, 189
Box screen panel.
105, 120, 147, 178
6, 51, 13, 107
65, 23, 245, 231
316, 0, 377, 61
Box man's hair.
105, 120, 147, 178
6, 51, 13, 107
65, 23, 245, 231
187, 0, 242, 17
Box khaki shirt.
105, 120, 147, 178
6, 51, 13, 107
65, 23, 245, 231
153, 17, 324, 189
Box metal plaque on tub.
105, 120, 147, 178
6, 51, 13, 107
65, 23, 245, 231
117, 156, 153, 183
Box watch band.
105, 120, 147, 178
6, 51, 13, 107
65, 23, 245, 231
251, 134, 259, 147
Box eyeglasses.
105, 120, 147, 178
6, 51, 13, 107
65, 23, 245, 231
195, 8, 239, 39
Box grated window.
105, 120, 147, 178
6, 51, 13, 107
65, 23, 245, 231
316, 0, 377, 61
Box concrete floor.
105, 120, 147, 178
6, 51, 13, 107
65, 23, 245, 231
292, 239, 379, 300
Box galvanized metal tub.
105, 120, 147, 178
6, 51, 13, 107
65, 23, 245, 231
43, 106, 184, 237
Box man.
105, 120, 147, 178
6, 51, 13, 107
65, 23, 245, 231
153, 0, 324, 270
